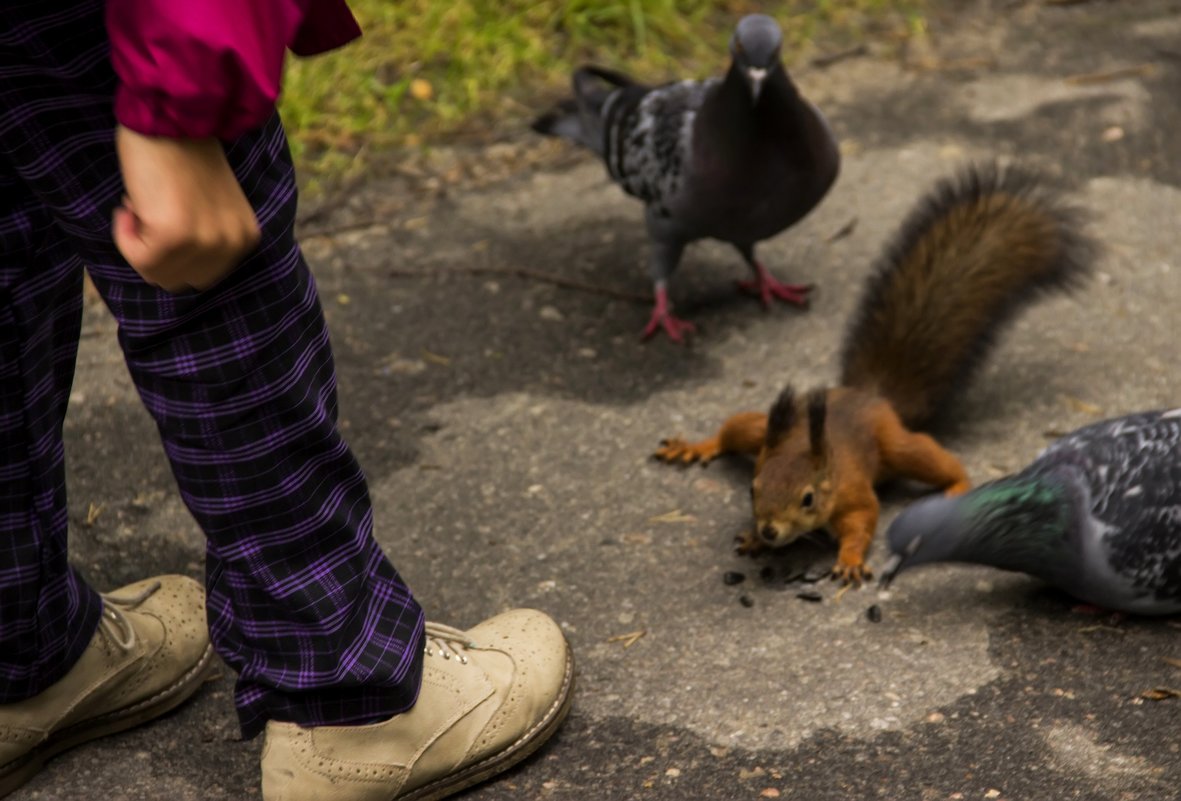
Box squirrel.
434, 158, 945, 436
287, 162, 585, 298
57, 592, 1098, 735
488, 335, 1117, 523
654, 163, 1097, 585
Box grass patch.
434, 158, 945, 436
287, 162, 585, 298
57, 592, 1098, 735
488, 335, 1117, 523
279, 0, 924, 184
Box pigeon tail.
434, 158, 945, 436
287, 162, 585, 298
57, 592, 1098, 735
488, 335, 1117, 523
531, 66, 639, 156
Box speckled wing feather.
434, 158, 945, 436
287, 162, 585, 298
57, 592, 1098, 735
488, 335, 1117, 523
1033, 408, 1181, 603
602, 79, 715, 218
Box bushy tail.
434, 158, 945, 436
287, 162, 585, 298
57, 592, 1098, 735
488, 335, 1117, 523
839, 163, 1097, 429
530, 66, 639, 155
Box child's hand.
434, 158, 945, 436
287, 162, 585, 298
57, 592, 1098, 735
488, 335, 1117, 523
112, 125, 261, 293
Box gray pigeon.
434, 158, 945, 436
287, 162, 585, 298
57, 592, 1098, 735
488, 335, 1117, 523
880, 408, 1181, 615
532, 14, 840, 342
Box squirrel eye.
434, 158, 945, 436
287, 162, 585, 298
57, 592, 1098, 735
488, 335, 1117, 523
801, 491, 814, 509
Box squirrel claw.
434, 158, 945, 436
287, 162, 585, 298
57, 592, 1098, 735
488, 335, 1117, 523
735, 531, 765, 556
654, 437, 718, 466
831, 562, 872, 587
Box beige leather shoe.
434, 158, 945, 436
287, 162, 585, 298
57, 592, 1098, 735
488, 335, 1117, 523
0, 575, 215, 798
261, 609, 575, 801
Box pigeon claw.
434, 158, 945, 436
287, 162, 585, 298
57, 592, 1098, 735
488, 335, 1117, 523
737, 261, 813, 309
641, 310, 696, 343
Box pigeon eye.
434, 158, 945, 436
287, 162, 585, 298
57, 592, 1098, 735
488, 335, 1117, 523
801, 491, 814, 509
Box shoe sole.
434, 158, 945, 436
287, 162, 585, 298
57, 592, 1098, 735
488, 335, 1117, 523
399, 647, 577, 801
0, 642, 218, 798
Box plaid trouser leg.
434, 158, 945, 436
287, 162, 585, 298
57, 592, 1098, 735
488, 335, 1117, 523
1, 2, 424, 739
0, 169, 104, 702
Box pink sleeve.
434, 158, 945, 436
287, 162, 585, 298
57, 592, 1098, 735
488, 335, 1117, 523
107, 0, 361, 140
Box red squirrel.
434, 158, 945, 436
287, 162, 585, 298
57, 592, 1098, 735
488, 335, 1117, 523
655, 164, 1096, 585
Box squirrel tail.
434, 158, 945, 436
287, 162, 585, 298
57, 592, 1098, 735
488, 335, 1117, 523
838, 163, 1098, 429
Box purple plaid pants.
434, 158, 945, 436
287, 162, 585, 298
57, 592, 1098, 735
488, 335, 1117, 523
0, 2, 424, 738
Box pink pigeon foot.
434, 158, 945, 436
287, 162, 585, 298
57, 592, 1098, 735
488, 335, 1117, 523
641, 286, 696, 343
736, 261, 813, 308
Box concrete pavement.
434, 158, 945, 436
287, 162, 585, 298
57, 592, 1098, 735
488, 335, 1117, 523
18, 1, 1181, 799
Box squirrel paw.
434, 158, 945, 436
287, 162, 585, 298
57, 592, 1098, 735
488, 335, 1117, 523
735, 530, 765, 556
654, 438, 720, 466
830, 562, 873, 587
944, 480, 972, 497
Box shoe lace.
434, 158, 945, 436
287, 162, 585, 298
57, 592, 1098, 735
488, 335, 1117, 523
96, 580, 162, 654
422, 621, 476, 664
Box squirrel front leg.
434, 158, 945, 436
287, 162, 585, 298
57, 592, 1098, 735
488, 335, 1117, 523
655, 411, 767, 466
875, 409, 971, 496
829, 486, 880, 586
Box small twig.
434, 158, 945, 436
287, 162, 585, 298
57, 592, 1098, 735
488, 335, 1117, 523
388, 265, 653, 305
1064, 63, 1156, 86
649, 509, 696, 524
421, 349, 451, 367
811, 44, 869, 69
301, 217, 391, 239
1078, 624, 1125, 634
833, 583, 853, 603
826, 217, 858, 243
607, 629, 647, 649
922, 56, 998, 72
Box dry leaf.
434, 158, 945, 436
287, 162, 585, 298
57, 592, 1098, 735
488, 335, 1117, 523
1101, 126, 1125, 143
1139, 687, 1181, 701
760, 789, 781, 798
1062, 395, 1102, 415
409, 78, 433, 101
421, 349, 451, 366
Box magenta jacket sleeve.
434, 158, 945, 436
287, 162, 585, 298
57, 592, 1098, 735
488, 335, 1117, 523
107, 0, 361, 140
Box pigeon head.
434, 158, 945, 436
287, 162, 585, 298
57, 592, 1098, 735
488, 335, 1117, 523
730, 14, 784, 103
879, 474, 1077, 589
878, 495, 965, 588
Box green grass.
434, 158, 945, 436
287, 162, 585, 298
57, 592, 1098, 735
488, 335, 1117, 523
279, 0, 924, 185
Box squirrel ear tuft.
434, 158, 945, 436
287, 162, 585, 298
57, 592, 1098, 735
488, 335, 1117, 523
766, 384, 797, 449
806, 388, 828, 462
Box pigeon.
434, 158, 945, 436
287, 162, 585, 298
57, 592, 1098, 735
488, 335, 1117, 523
531, 14, 840, 343
879, 408, 1181, 615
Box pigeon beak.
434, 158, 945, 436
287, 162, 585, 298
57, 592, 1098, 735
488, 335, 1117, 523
877, 554, 904, 589
745, 67, 767, 103
877, 534, 922, 589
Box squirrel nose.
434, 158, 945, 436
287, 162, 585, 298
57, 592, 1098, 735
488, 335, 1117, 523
759, 525, 778, 543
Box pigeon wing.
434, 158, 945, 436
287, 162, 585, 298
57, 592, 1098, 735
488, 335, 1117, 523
1037, 409, 1181, 603
603, 78, 714, 217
